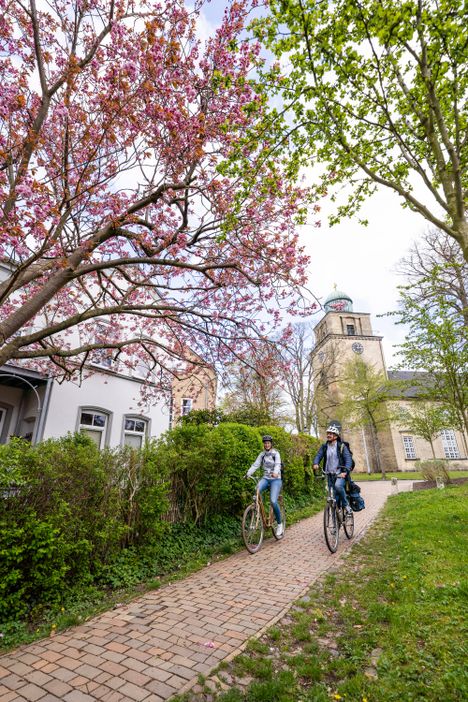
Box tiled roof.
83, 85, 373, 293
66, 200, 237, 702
387, 370, 433, 398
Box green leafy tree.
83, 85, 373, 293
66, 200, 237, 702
256, 0, 468, 260
395, 402, 450, 459
339, 358, 393, 476
391, 280, 468, 452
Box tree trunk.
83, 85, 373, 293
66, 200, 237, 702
370, 421, 386, 479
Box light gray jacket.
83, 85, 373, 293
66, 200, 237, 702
247, 448, 282, 479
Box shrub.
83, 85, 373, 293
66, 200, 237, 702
0, 513, 79, 620
153, 422, 260, 523
0, 434, 170, 621
102, 443, 170, 548
416, 459, 451, 484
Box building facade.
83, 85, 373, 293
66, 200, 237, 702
0, 357, 217, 448
311, 288, 468, 472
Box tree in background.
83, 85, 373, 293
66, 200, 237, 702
256, 0, 468, 260
220, 345, 290, 427
277, 323, 344, 434
339, 358, 393, 476
221, 354, 289, 426
395, 402, 450, 460
395, 228, 468, 326
391, 280, 468, 453
0, 0, 314, 383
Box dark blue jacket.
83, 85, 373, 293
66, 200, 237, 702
313, 439, 352, 473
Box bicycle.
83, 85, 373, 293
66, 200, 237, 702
242, 477, 286, 553
322, 471, 354, 553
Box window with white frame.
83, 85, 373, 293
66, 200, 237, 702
440, 429, 460, 459
402, 435, 416, 460
181, 398, 192, 416
79, 410, 109, 448
123, 417, 148, 448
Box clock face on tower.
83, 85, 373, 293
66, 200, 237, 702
352, 342, 364, 354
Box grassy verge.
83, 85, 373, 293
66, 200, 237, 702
0, 491, 323, 654
355, 470, 468, 481
175, 484, 467, 702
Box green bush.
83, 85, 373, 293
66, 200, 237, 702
0, 513, 78, 620
152, 422, 261, 523
0, 435, 170, 621
0, 424, 322, 625
102, 443, 170, 548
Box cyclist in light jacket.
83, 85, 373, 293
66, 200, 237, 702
246, 434, 284, 537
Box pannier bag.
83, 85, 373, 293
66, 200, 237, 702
347, 479, 365, 512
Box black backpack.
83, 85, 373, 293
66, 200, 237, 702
340, 440, 355, 471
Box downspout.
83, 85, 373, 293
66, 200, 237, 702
33, 377, 53, 444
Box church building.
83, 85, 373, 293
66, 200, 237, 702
311, 289, 468, 472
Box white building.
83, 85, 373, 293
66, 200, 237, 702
0, 362, 171, 449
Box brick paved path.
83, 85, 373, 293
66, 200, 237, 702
0, 481, 412, 702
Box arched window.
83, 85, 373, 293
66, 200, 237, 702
123, 416, 149, 448
78, 407, 112, 448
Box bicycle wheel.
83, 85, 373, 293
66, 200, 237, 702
323, 503, 339, 553
271, 495, 286, 540
343, 509, 354, 539
242, 503, 264, 553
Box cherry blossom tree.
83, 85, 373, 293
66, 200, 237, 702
0, 0, 315, 386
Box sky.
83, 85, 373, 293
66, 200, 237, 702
198, 1, 431, 369
300, 185, 428, 368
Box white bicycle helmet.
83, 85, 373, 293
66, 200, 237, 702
326, 423, 341, 435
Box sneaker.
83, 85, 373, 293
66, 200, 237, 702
345, 506, 353, 516
276, 523, 284, 537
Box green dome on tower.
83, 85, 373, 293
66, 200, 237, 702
324, 286, 353, 313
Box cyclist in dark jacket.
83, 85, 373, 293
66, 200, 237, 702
313, 423, 353, 514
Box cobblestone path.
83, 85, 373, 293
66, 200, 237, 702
0, 481, 412, 702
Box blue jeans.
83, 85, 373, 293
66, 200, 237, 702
327, 474, 350, 509
257, 477, 283, 524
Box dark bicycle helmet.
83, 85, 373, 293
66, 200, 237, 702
262, 434, 273, 443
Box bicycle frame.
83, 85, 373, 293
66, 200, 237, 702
322, 471, 354, 552
254, 488, 276, 529
242, 477, 285, 553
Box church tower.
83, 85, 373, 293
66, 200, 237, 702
311, 287, 397, 472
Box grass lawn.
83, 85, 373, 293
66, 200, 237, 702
355, 470, 468, 481
175, 484, 468, 702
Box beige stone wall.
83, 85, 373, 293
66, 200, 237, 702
171, 364, 217, 425
387, 400, 468, 470
340, 423, 398, 474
